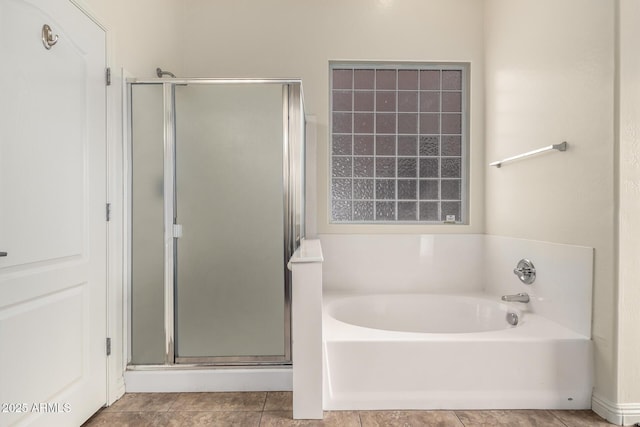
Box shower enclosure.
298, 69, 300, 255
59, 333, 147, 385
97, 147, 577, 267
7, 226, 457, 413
127, 79, 305, 366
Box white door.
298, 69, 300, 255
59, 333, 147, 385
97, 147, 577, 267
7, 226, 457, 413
0, 0, 107, 425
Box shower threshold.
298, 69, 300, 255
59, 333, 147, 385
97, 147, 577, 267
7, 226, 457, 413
127, 361, 292, 371
124, 365, 292, 393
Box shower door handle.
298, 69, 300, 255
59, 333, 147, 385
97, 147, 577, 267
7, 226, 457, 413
0, 252, 7, 257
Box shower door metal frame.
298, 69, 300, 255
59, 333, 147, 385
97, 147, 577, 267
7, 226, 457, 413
126, 78, 304, 368
162, 82, 176, 365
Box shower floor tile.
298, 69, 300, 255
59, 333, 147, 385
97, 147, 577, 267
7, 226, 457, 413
170, 392, 267, 412
549, 410, 616, 427
102, 392, 180, 412
83, 392, 614, 426
455, 410, 566, 426
156, 410, 262, 426
82, 411, 158, 426
360, 410, 463, 426
261, 410, 361, 426
264, 391, 294, 412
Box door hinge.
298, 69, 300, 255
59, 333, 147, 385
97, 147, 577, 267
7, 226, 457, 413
106, 203, 111, 222
106, 67, 111, 86
106, 337, 111, 356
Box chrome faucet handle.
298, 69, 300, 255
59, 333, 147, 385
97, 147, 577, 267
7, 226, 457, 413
513, 266, 533, 275
513, 259, 536, 284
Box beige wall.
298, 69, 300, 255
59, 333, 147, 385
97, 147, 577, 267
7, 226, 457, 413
617, 0, 640, 405
84, 0, 486, 232
84, 0, 183, 78
484, 0, 617, 403
178, 0, 485, 234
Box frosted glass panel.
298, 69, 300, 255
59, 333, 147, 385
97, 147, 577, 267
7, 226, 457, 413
130, 84, 165, 364
174, 84, 285, 358
330, 63, 468, 223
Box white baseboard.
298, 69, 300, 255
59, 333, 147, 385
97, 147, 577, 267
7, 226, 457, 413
592, 393, 640, 426
123, 368, 292, 393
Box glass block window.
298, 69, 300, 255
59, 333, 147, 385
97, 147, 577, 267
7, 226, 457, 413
330, 63, 468, 223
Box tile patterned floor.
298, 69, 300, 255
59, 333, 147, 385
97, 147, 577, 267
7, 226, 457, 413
82, 392, 614, 426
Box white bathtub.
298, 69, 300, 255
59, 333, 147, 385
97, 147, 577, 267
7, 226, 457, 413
323, 292, 593, 410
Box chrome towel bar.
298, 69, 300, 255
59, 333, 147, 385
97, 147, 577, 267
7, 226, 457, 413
490, 141, 567, 168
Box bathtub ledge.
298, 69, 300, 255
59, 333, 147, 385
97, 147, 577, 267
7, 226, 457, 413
287, 239, 323, 270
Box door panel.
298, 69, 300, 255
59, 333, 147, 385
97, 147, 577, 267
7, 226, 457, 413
0, 0, 107, 425
0, 287, 85, 408
0, 0, 85, 269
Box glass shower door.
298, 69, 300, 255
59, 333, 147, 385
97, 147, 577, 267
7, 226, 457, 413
173, 84, 287, 362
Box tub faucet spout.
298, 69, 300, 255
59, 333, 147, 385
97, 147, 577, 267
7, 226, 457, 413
501, 293, 530, 303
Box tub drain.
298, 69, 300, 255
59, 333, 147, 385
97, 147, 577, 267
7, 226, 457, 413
506, 312, 519, 326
